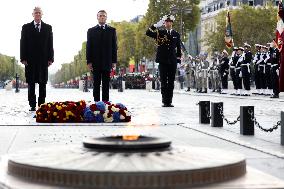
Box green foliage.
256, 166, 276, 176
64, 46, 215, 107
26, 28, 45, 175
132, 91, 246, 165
0, 54, 25, 81
111, 21, 137, 68
50, 0, 201, 84
204, 5, 277, 54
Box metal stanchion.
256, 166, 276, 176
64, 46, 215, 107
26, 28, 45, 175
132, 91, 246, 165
199, 101, 210, 124
83, 74, 89, 92
15, 73, 20, 93
281, 111, 284, 145
118, 69, 123, 92
211, 102, 223, 127
240, 106, 254, 135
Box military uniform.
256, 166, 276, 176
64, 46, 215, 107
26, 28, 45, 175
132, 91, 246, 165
265, 46, 273, 95
270, 46, 280, 98
252, 45, 262, 94
185, 62, 194, 91
195, 59, 202, 92
146, 15, 181, 106
229, 48, 239, 94
219, 52, 229, 93
201, 56, 209, 93
241, 44, 253, 95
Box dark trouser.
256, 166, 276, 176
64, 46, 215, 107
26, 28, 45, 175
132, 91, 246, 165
235, 69, 242, 89
28, 83, 46, 108
242, 75, 250, 90
93, 70, 110, 102
259, 72, 266, 89
265, 66, 272, 89
159, 63, 177, 104
255, 66, 260, 89
221, 74, 228, 89
271, 67, 279, 96
230, 68, 237, 90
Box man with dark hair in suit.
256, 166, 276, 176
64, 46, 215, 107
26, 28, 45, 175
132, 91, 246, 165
20, 7, 54, 111
146, 14, 181, 107
86, 10, 117, 102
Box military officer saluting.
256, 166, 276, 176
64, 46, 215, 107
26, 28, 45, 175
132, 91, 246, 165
146, 15, 181, 107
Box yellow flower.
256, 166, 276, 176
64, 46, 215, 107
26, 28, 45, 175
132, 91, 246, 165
47, 111, 50, 114
53, 112, 57, 117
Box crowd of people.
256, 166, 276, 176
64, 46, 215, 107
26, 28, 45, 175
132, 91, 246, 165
178, 42, 280, 98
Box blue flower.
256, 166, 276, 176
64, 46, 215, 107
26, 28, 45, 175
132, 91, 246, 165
113, 112, 120, 122
96, 101, 106, 111
116, 103, 125, 109
95, 114, 104, 123
83, 107, 95, 122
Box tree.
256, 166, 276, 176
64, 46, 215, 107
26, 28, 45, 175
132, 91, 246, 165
0, 54, 25, 81
203, 5, 277, 54
111, 21, 137, 68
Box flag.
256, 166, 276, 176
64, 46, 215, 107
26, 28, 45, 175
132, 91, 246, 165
224, 11, 234, 48
276, 1, 284, 51
276, 0, 284, 92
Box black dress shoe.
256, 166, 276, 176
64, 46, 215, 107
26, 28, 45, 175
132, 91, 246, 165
162, 103, 174, 107
270, 95, 279, 98
29, 107, 36, 111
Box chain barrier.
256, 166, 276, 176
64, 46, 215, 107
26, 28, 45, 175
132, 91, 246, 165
248, 109, 281, 132
196, 102, 282, 131
217, 104, 240, 125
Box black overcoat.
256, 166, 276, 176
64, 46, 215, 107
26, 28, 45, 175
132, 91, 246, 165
86, 25, 117, 71
20, 21, 54, 84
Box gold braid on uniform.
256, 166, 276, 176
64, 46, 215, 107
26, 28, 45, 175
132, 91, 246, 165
155, 30, 170, 46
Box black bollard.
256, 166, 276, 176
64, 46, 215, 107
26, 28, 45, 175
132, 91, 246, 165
211, 102, 223, 127
281, 111, 284, 145
240, 106, 254, 135
83, 74, 89, 92
15, 73, 20, 93
118, 75, 123, 92
199, 101, 210, 124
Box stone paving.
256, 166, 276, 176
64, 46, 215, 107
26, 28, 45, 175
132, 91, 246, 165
0, 87, 284, 182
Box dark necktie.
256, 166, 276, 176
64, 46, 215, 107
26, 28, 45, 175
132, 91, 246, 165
36, 23, 40, 32
167, 30, 171, 35
100, 25, 105, 30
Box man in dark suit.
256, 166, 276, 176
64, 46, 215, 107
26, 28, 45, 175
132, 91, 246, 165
146, 15, 181, 107
20, 7, 54, 111
86, 10, 117, 102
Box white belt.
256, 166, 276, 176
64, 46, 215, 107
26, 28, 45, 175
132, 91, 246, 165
241, 64, 250, 73
230, 66, 235, 68
271, 64, 279, 67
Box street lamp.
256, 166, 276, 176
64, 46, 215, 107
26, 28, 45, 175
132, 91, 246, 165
11, 57, 20, 93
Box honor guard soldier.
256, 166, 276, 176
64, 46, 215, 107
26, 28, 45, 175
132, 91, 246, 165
241, 43, 253, 96
252, 44, 262, 94
200, 53, 209, 93
209, 52, 220, 92
146, 14, 181, 107
270, 40, 280, 98
219, 49, 230, 94
185, 58, 194, 92
265, 43, 273, 96
235, 47, 244, 96
258, 45, 268, 95
195, 56, 203, 93
229, 47, 239, 95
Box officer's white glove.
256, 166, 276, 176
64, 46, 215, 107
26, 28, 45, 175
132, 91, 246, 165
154, 20, 164, 28
276, 69, 279, 76
223, 73, 227, 77
239, 72, 242, 78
